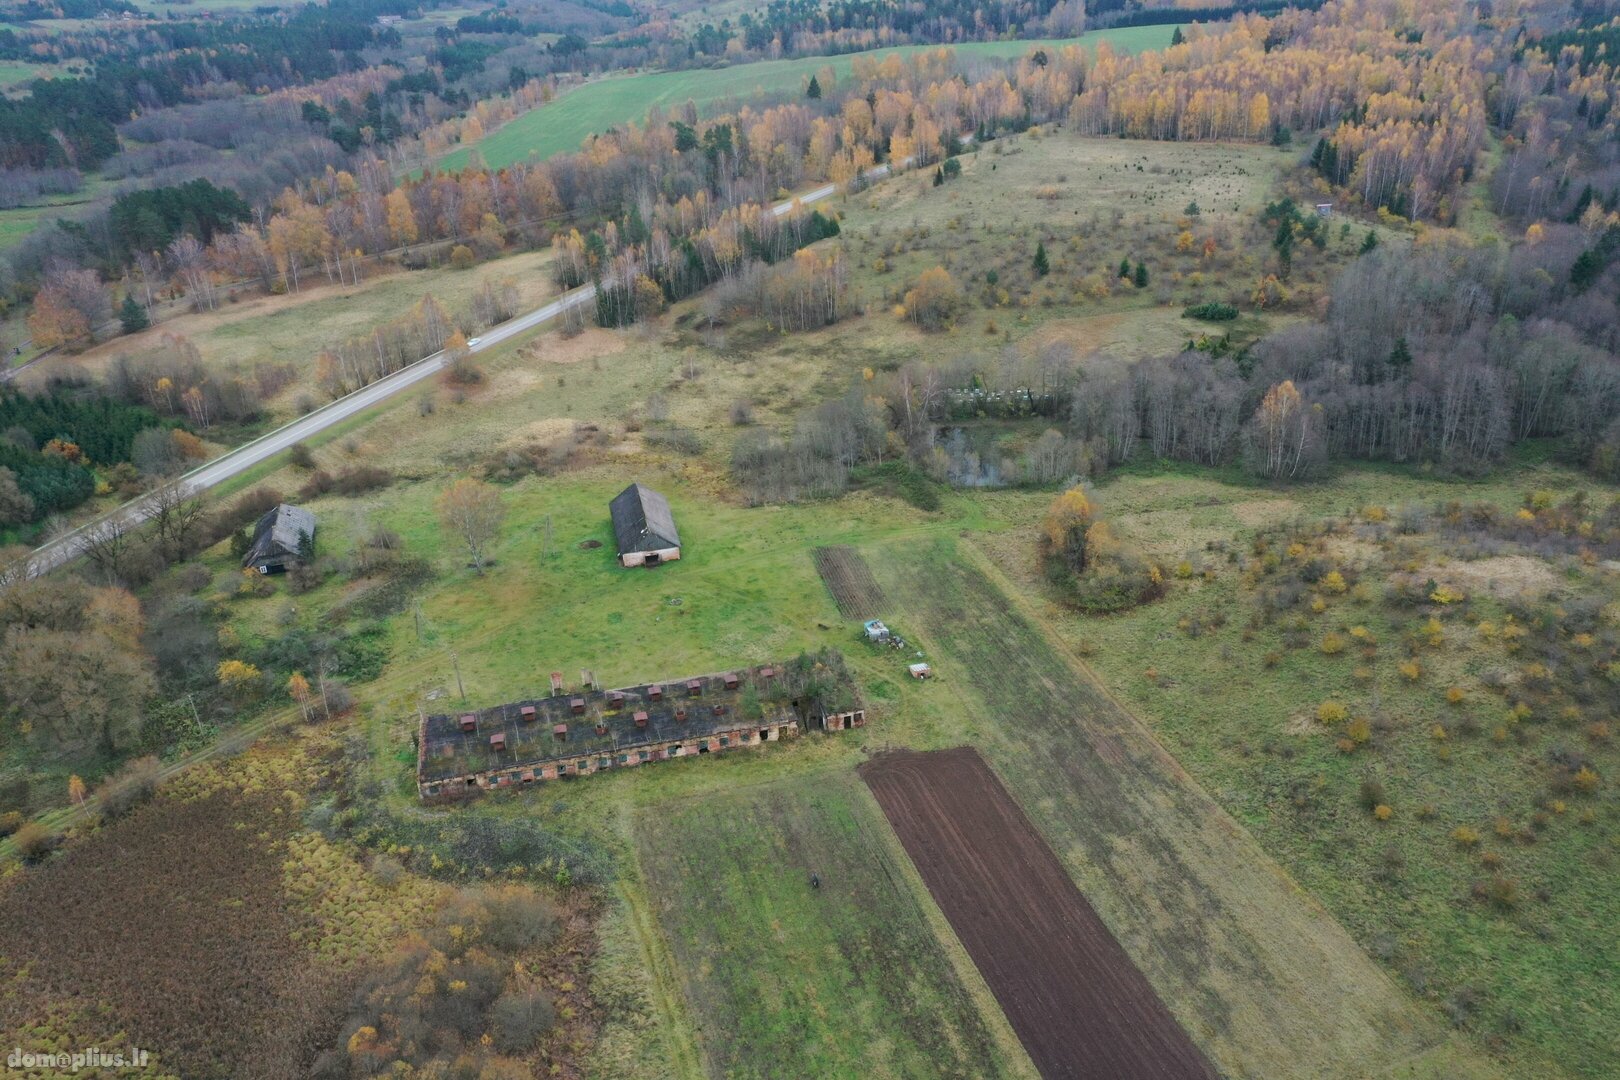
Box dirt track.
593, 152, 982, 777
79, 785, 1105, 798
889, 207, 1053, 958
861, 747, 1219, 1080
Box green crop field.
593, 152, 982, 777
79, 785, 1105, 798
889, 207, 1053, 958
439, 25, 1179, 172
635, 771, 1034, 1079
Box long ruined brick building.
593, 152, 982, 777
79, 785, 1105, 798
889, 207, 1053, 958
417, 652, 862, 800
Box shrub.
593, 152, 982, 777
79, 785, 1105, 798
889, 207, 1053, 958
1317, 700, 1348, 724
479, 886, 561, 951
1484, 875, 1518, 910
450, 244, 476, 269
1446, 686, 1466, 705
1347, 717, 1372, 744
96, 755, 163, 821
1320, 632, 1346, 655
489, 987, 556, 1054
1359, 777, 1386, 810
1452, 826, 1480, 847
1182, 301, 1239, 321
1399, 659, 1422, 681
12, 821, 57, 862
1373, 803, 1393, 820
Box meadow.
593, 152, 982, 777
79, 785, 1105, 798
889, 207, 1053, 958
965, 463, 1620, 1080
635, 771, 1034, 1079
20, 247, 557, 417
439, 25, 1179, 171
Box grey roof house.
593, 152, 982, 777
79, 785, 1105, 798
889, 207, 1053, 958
243, 504, 316, 574
609, 483, 681, 567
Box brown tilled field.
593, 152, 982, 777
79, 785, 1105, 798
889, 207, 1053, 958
813, 544, 888, 620
861, 747, 1218, 1080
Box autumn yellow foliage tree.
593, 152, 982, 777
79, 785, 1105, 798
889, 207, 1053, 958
901, 266, 961, 331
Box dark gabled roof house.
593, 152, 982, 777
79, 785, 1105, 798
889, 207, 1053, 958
243, 504, 316, 574
609, 483, 681, 567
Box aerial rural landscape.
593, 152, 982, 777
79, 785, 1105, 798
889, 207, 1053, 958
0, 0, 1618, 1075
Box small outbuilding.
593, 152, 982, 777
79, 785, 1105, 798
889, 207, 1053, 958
243, 504, 316, 575
610, 482, 681, 567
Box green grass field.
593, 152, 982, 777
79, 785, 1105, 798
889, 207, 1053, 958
0, 60, 72, 89
440, 26, 1178, 171
635, 771, 1033, 1079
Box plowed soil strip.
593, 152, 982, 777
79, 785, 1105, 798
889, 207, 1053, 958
813, 545, 886, 620
861, 747, 1218, 1080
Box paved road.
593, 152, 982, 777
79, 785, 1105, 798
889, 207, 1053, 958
15, 162, 894, 579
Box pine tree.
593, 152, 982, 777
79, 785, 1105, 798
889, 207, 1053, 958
119, 294, 149, 335
806, 75, 821, 100
1133, 262, 1148, 288
1033, 241, 1049, 276
1118, 257, 1131, 279
1359, 229, 1379, 255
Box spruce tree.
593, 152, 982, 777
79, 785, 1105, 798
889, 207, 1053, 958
1387, 336, 1412, 372
1359, 229, 1379, 255
933, 167, 944, 187
1170, 26, 1184, 46
119, 294, 149, 335
806, 75, 821, 100
1118, 257, 1131, 279
1033, 241, 1049, 276
1133, 262, 1148, 288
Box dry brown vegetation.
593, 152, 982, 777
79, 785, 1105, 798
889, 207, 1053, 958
0, 788, 347, 1078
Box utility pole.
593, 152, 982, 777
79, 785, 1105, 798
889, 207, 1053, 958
451, 651, 465, 700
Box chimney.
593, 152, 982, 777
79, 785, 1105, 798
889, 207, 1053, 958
553, 723, 568, 741
489, 732, 506, 751
519, 705, 537, 723
634, 710, 649, 727
713, 703, 726, 716
459, 713, 477, 733
723, 673, 739, 690
549, 671, 564, 696
607, 691, 625, 711
675, 706, 688, 722
687, 678, 702, 697
570, 697, 585, 715
595, 718, 609, 735
648, 684, 663, 701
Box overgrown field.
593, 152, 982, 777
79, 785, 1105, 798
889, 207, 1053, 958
833, 133, 1315, 352
635, 770, 1034, 1079
441, 26, 1178, 171
22, 247, 557, 420
973, 463, 1620, 1079
857, 534, 1495, 1080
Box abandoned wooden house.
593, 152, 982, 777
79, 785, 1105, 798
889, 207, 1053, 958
417, 653, 863, 800
609, 482, 681, 567
243, 504, 316, 574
